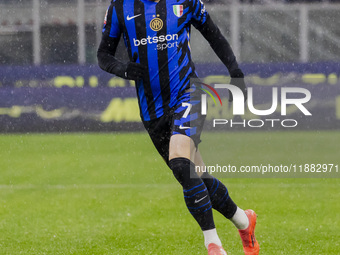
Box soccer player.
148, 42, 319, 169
97, 0, 259, 254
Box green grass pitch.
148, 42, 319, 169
0, 131, 339, 254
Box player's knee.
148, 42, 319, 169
168, 150, 189, 161
168, 157, 200, 189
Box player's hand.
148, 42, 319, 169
123, 53, 146, 80
229, 69, 247, 102
123, 62, 145, 80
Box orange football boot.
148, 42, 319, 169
238, 209, 260, 255
207, 243, 227, 255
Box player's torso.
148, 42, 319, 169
118, 0, 191, 55
115, 0, 196, 120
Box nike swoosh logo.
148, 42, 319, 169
127, 14, 141, 21
179, 125, 191, 130
194, 195, 207, 204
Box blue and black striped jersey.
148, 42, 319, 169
102, 0, 208, 121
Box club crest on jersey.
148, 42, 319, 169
173, 5, 183, 17
150, 17, 163, 31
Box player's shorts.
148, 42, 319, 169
142, 91, 206, 164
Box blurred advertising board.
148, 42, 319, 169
0, 62, 339, 132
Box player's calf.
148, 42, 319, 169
201, 173, 250, 229
169, 157, 226, 252
169, 157, 215, 230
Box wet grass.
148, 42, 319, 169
0, 132, 339, 254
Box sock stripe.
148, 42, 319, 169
184, 187, 208, 198
216, 189, 229, 207
210, 178, 219, 197
183, 182, 204, 192
187, 200, 211, 210
211, 178, 216, 189
203, 205, 213, 213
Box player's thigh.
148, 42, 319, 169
193, 149, 205, 177
169, 98, 206, 161
169, 134, 196, 161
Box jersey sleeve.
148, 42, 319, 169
102, 1, 121, 38
190, 0, 208, 29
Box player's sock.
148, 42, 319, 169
169, 158, 215, 231
230, 207, 249, 230
203, 228, 222, 249
201, 172, 237, 219
202, 172, 249, 229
